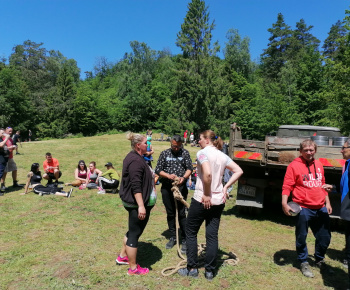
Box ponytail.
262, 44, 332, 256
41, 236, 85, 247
200, 130, 223, 150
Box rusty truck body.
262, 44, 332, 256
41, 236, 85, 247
228, 123, 347, 217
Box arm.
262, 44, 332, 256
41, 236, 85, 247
21, 172, 33, 195
178, 169, 192, 185
144, 145, 154, 156
0, 135, 10, 148
223, 161, 243, 197
325, 195, 332, 214
201, 161, 212, 209
155, 151, 177, 180
134, 192, 146, 220
75, 169, 86, 181
282, 194, 293, 216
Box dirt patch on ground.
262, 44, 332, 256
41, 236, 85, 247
53, 264, 74, 279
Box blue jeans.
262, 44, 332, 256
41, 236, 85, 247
186, 198, 225, 272
295, 206, 331, 263
0, 159, 8, 180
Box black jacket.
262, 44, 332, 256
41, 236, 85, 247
119, 150, 153, 206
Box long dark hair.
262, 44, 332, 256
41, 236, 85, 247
31, 163, 40, 173
77, 160, 87, 171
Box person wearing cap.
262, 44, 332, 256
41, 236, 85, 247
97, 162, 120, 194
281, 139, 332, 278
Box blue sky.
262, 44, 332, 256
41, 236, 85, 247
1, 0, 349, 78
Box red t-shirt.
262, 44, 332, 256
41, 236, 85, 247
43, 158, 59, 173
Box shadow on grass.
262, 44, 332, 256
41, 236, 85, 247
138, 242, 162, 270
273, 249, 348, 289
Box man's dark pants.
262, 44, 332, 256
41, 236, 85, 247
295, 206, 331, 263
161, 182, 188, 241
186, 198, 225, 272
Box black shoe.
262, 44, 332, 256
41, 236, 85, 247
13, 181, 22, 187
181, 240, 187, 254
166, 237, 176, 249
205, 271, 214, 281
178, 268, 198, 278
315, 260, 335, 274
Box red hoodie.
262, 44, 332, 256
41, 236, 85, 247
282, 156, 327, 209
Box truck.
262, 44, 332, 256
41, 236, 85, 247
228, 123, 347, 218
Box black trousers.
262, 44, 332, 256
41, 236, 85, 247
186, 198, 225, 272
161, 182, 188, 240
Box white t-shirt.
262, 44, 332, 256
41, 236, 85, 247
193, 145, 233, 205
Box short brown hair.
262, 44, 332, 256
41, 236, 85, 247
299, 139, 317, 152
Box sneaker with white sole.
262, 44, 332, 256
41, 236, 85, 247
67, 188, 73, 198
127, 264, 149, 275
116, 255, 129, 265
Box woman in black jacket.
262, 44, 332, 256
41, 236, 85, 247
116, 132, 156, 276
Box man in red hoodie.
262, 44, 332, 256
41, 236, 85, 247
282, 139, 332, 278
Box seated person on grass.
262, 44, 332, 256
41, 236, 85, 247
43, 152, 62, 186
97, 162, 120, 194
22, 163, 72, 197
86, 161, 102, 189
66, 160, 88, 188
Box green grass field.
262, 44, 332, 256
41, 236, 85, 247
0, 133, 348, 289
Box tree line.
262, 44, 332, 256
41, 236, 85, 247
1, 0, 350, 140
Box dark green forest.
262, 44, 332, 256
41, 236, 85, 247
2, 0, 350, 140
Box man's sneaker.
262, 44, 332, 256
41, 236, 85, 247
343, 259, 348, 269
181, 240, 187, 254
1, 184, 6, 191
16, 152, 20, 155
13, 181, 22, 187
67, 188, 73, 198
205, 271, 214, 281
316, 260, 335, 274
166, 237, 176, 249
300, 262, 314, 278
97, 190, 106, 194
116, 255, 129, 265
127, 264, 149, 275
178, 268, 198, 278
111, 188, 118, 194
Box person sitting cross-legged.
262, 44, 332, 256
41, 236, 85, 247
97, 162, 120, 194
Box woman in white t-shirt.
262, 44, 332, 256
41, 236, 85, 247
178, 130, 243, 280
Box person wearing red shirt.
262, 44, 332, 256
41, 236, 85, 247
43, 152, 62, 185
282, 139, 332, 278
0, 127, 20, 190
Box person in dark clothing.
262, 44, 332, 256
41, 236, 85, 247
12, 131, 21, 155
334, 138, 350, 287
117, 132, 156, 276
22, 163, 72, 197
155, 134, 193, 254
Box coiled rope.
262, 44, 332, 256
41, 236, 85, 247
161, 178, 239, 276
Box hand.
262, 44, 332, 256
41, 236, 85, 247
326, 203, 332, 215
223, 186, 229, 199
282, 203, 293, 216
168, 174, 177, 180
322, 184, 333, 193
138, 206, 146, 220
202, 195, 212, 209
178, 177, 185, 185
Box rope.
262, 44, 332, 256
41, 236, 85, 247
161, 178, 239, 276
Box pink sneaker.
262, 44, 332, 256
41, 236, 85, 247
116, 255, 129, 265
127, 264, 149, 275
